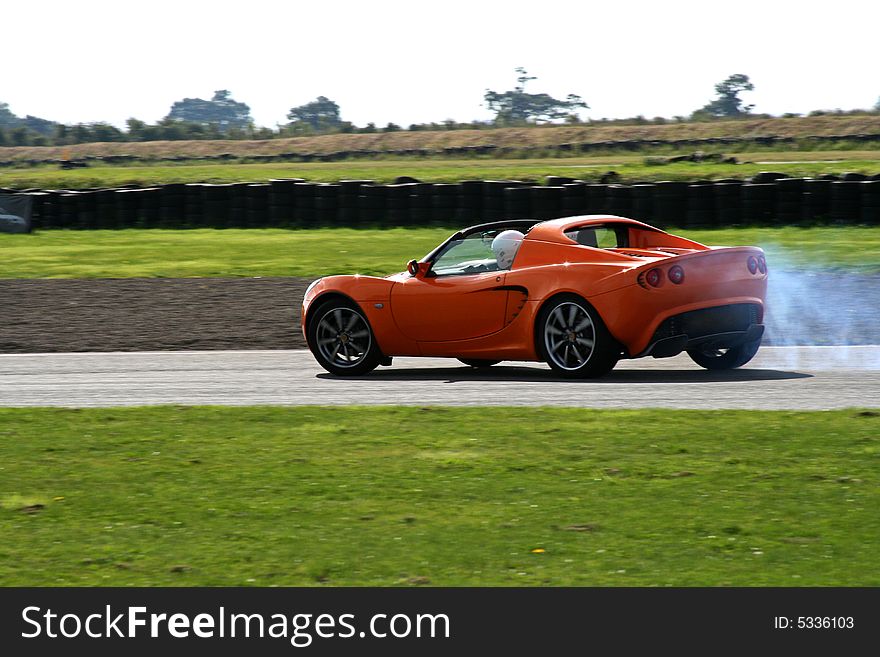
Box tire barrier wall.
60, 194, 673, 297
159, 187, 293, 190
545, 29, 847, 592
9, 174, 880, 231
3, 133, 880, 168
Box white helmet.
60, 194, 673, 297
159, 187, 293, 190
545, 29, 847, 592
491, 230, 524, 269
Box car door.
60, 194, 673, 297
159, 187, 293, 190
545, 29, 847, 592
390, 232, 509, 342
391, 271, 508, 342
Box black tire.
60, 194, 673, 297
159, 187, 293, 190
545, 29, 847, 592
687, 338, 761, 370
307, 298, 382, 376
458, 358, 501, 368
536, 294, 619, 378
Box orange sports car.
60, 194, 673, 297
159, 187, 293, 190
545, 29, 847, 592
302, 215, 768, 377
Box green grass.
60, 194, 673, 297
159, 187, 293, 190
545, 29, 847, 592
663, 226, 880, 272
1, 156, 879, 189
1, 226, 878, 278
0, 406, 877, 586
0, 227, 451, 278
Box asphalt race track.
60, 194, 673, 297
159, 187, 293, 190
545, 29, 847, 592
1, 346, 878, 409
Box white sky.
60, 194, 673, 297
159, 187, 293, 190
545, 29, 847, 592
2, 0, 878, 129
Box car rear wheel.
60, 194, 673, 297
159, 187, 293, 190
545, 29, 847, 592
308, 299, 381, 376
458, 358, 501, 368
537, 295, 618, 378
687, 338, 761, 370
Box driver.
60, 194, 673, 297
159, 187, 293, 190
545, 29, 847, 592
491, 230, 524, 269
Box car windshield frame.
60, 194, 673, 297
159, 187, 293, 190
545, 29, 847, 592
420, 220, 539, 276
430, 231, 506, 277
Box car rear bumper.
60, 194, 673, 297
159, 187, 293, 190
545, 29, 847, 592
635, 303, 764, 358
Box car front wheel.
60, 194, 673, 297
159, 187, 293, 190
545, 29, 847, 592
537, 295, 619, 378
308, 299, 382, 376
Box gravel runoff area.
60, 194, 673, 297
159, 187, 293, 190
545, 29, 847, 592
0, 278, 308, 353
1, 272, 878, 354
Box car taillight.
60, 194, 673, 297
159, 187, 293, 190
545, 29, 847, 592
747, 256, 758, 274
645, 268, 662, 287
757, 256, 767, 274
668, 265, 685, 284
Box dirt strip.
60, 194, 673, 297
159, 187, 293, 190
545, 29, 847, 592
1, 273, 878, 353
0, 278, 310, 353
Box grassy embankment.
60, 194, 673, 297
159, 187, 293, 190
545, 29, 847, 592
1, 406, 877, 586
1, 226, 878, 278
2, 113, 880, 163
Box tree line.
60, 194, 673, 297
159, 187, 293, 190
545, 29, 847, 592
2, 72, 879, 147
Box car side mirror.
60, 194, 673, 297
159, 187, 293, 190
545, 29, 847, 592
407, 259, 431, 277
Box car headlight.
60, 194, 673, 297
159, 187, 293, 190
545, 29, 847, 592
304, 278, 322, 298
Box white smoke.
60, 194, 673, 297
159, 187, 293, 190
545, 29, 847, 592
757, 244, 880, 369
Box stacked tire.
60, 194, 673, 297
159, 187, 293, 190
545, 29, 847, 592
339, 180, 371, 226
430, 183, 457, 225
385, 184, 411, 226
631, 184, 654, 223
562, 182, 587, 216
741, 183, 776, 224
529, 186, 564, 220
774, 178, 805, 225
481, 181, 509, 222
803, 179, 832, 223
269, 179, 301, 227
713, 181, 743, 226
653, 182, 688, 228
293, 182, 317, 227
830, 181, 861, 223
685, 183, 714, 227
860, 180, 880, 225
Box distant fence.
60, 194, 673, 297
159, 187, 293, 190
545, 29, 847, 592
9, 175, 880, 230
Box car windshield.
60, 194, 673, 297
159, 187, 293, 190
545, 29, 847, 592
431, 230, 507, 276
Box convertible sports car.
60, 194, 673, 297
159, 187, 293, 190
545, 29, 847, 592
302, 215, 768, 377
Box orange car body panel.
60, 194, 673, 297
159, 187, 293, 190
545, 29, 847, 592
301, 215, 768, 361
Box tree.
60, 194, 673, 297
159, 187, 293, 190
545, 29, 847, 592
90, 122, 124, 142
484, 68, 588, 125
125, 118, 148, 141
71, 124, 92, 144
0, 102, 17, 129
874, 97, 880, 111
23, 115, 56, 136
10, 126, 31, 146
286, 96, 344, 132
252, 126, 275, 140
695, 74, 755, 118
155, 117, 188, 140
0, 102, 57, 135
54, 123, 69, 143
166, 89, 252, 132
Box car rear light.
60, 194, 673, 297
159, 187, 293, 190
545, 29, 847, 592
668, 265, 685, 284
757, 256, 767, 274
747, 256, 758, 274
645, 268, 662, 287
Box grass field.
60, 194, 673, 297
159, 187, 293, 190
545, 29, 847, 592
1, 406, 876, 586
1, 226, 878, 279
2, 155, 879, 189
